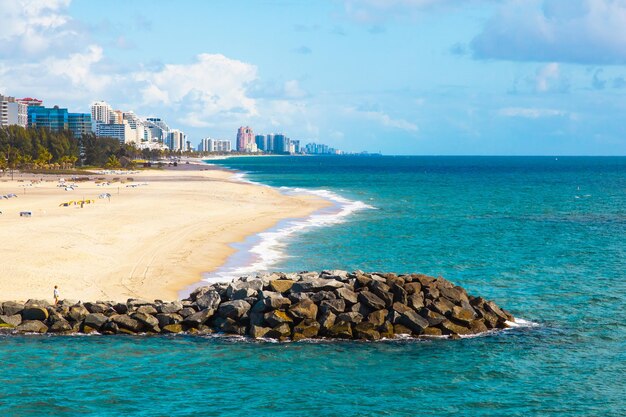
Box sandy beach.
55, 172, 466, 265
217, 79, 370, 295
0, 163, 329, 302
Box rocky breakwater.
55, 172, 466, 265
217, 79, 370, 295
0, 271, 515, 340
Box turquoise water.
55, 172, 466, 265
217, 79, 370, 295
1, 156, 625, 416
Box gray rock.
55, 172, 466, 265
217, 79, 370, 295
289, 299, 318, 320
337, 312, 363, 324
218, 300, 251, 320
214, 317, 246, 335
49, 319, 72, 333
158, 301, 183, 314
16, 320, 48, 334
24, 299, 50, 309
136, 305, 158, 315
182, 309, 214, 327
109, 314, 142, 332
260, 291, 292, 310
319, 299, 346, 315
127, 299, 152, 309
2, 301, 24, 316
101, 321, 119, 335
233, 287, 258, 300
113, 303, 129, 314
398, 310, 429, 335
132, 312, 160, 331
290, 278, 344, 293
319, 310, 336, 333
84, 313, 108, 330
84, 302, 111, 315
0, 314, 22, 327
156, 313, 183, 328
179, 307, 196, 318
264, 310, 293, 327
195, 291, 221, 310
265, 323, 292, 339
335, 287, 358, 304
367, 309, 388, 327
308, 290, 337, 303
358, 291, 386, 311
391, 284, 408, 305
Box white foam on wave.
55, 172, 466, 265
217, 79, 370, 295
200, 172, 374, 285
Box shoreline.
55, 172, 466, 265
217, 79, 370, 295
0, 162, 330, 303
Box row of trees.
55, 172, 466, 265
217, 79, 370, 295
0, 126, 180, 170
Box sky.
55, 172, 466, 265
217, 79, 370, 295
1, 0, 626, 155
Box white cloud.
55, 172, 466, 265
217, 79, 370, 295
134, 53, 259, 126
536, 63, 561, 92
498, 107, 568, 118
347, 107, 419, 132
472, 0, 626, 64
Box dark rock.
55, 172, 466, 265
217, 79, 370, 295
319, 310, 336, 333
101, 321, 119, 335
367, 309, 388, 327
419, 309, 446, 326
396, 307, 429, 334
249, 312, 265, 327
378, 321, 395, 338
264, 323, 291, 340
450, 305, 477, 325
84, 313, 108, 330
250, 325, 272, 338
136, 305, 158, 315
355, 272, 373, 288
110, 314, 142, 332
422, 326, 444, 337
358, 291, 386, 311
260, 291, 292, 310
403, 282, 422, 295
328, 321, 353, 339
84, 302, 111, 315
22, 307, 48, 321
2, 301, 24, 316
424, 285, 440, 300
179, 307, 196, 318
49, 319, 72, 333
292, 319, 321, 341
429, 297, 456, 316
350, 302, 371, 317
354, 322, 381, 341
440, 286, 470, 305
233, 287, 258, 300
214, 317, 246, 335
264, 310, 293, 327
439, 319, 472, 336
182, 309, 214, 327
0, 314, 22, 327
113, 303, 129, 314
269, 279, 295, 293
337, 312, 363, 324
393, 323, 412, 335
470, 320, 489, 334
132, 312, 160, 332
289, 299, 318, 320
319, 299, 346, 315
484, 300, 514, 322
217, 300, 251, 320
308, 290, 337, 303
16, 320, 48, 334
335, 287, 358, 304
24, 299, 50, 309
157, 301, 183, 314
127, 299, 152, 309
408, 293, 425, 310
391, 284, 408, 305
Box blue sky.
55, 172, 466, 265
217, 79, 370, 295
1, 0, 626, 155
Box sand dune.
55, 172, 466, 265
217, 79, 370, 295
0, 164, 329, 302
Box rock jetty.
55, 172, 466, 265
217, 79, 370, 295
0, 271, 514, 340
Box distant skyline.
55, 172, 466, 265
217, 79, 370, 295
1, 0, 626, 155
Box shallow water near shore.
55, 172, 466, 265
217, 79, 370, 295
1, 156, 625, 416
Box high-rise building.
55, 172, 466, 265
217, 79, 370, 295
123, 111, 146, 144
266, 134, 275, 152
201, 138, 232, 152
291, 140, 300, 154
97, 121, 134, 144
236, 126, 255, 152
255, 134, 267, 151
28, 106, 69, 131
91, 101, 112, 125
273, 133, 290, 154
0, 94, 28, 128
68, 113, 92, 138
168, 129, 186, 151
145, 117, 170, 143
110, 110, 124, 124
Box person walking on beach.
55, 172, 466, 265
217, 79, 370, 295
53, 285, 60, 305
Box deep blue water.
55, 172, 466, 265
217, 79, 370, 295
1, 156, 625, 416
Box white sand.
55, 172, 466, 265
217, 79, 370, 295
0, 165, 329, 302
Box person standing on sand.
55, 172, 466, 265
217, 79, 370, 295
54, 285, 60, 305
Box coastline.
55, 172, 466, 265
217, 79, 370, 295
0, 162, 330, 303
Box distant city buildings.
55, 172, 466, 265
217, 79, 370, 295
236, 126, 256, 152
200, 138, 232, 153
168, 130, 186, 151
0, 94, 28, 128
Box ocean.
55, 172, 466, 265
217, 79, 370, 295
1, 156, 625, 416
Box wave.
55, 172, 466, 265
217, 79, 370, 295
198, 171, 374, 286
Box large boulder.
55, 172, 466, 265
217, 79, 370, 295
289, 299, 318, 320
265, 323, 292, 340
319, 310, 336, 333
68, 305, 89, 322
161, 324, 184, 334
327, 321, 352, 339
250, 325, 272, 339
335, 287, 358, 304
264, 310, 293, 327
136, 305, 158, 315
109, 314, 142, 333
319, 299, 346, 315
439, 319, 472, 336
84, 302, 111, 315
358, 291, 386, 311
183, 309, 214, 327
0, 314, 22, 327
21, 307, 49, 321
291, 278, 344, 293
84, 313, 108, 330
292, 319, 321, 341
2, 301, 24, 316
132, 312, 160, 332
270, 279, 295, 293
158, 301, 183, 314
367, 309, 388, 327
217, 300, 251, 320
16, 320, 48, 334
156, 313, 183, 328
354, 322, 381, 341
49, 319, 72, 333
337, 312, 363, 324
260, 291, 291, 310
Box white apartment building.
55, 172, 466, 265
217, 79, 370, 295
91, 101, 113, 126
97, 121, 134, 144
201, 138, 232, 152
0, 94, 28, 128
168, 129, 186, 151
